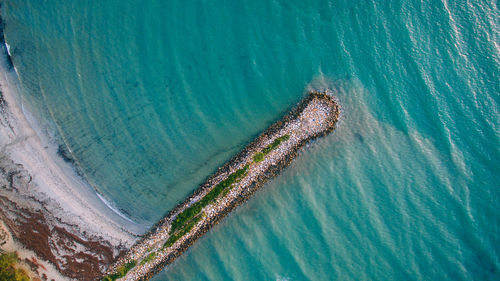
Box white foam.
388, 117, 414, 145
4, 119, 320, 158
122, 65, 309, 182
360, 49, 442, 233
5, 42, 11, 56
96, 192, 136, 224
3, 43, 18, 75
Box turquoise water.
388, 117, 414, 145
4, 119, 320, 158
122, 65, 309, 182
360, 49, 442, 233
3, 0, 499, 280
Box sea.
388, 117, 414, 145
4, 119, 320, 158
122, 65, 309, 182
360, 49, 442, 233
2, 0, 499, 280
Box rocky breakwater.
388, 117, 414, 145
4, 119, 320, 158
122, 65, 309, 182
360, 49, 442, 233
104, 91, 340, 281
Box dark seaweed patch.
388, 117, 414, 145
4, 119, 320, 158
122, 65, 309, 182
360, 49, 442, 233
57, 145, 75, 164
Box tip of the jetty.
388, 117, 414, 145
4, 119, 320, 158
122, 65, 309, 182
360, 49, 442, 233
103, 90, 341, 281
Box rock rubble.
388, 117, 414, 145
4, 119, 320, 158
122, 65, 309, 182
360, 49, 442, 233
105, 91, 340, 281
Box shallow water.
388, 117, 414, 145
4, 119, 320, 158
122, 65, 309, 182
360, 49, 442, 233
3, 0, 499, 280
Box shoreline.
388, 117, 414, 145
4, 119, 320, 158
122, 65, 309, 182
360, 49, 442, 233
0, 12, 142, 280
106, 91, 340, 280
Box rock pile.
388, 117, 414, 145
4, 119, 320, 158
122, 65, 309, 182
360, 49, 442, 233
105, 91, 340, 281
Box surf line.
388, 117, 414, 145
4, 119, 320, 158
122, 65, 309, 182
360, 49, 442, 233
104, 91, 340, 281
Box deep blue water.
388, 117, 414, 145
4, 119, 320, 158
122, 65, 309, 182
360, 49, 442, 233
3, 0, 499, 280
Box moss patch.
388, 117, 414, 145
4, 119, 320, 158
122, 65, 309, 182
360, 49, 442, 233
102, 260, 136, 281
253, 152, 264, 162
253, 134, 290, 163
140, 252, 156, 265
164, 214, 204, 249
0, 252, 29, 281
170, 165, 249, 233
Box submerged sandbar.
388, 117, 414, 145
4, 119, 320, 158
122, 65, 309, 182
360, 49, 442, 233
105, 91, 340, 281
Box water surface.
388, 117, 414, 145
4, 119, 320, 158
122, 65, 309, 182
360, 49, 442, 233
3, 0, 499, 280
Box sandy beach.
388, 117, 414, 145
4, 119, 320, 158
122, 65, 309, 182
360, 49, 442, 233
0, 43, 141, 280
